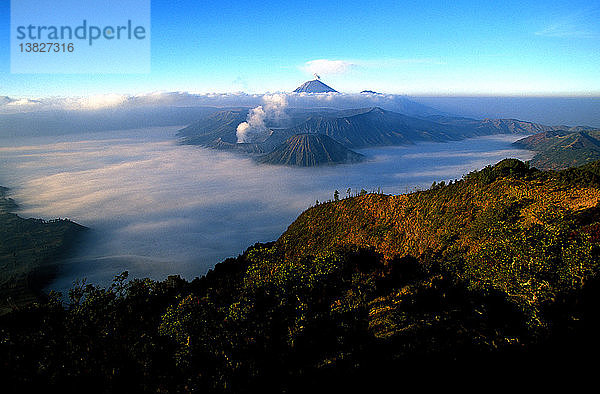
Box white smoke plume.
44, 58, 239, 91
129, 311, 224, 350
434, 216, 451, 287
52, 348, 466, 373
263, 93, 288, 120
236, 94, 288, 143
236, 106, 269, 143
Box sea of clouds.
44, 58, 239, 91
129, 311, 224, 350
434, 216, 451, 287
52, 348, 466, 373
0, 126, 533, 293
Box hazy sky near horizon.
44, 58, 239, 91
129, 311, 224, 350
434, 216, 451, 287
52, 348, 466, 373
1, 0, 599, 97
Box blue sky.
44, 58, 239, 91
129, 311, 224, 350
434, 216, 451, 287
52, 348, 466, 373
1, 0, 599, 97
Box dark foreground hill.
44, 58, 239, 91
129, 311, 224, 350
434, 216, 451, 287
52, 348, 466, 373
3, 159, 600, 391
514, 129, 600, 170
0, 187, 86, 315
256, 134, 364, 166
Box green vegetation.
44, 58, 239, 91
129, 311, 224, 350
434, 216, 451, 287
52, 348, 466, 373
0, 187, 87, 315
2, 159, 600, 391
514, 129, 600, 170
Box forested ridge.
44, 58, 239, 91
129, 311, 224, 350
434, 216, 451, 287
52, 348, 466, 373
0, 187, 86, 315
2, 159, 600, 392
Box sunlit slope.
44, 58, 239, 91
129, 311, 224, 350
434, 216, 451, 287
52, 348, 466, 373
514, 130, 600, 170
276, 159, 600, 308
4, 160, 600, 390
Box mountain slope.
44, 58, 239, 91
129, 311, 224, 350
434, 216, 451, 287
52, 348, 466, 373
256, 134, 364, 166
424, 115, 564, 136
286, 107, 460, 147
275, 159, 600, 315
284, 108, 561, 148
177, 109, 248, 145
0, 187, 87, 314
4, 159, 600, 391
293, 79, 338, 93
514, 129, 600, 170
177, 106, 582, 166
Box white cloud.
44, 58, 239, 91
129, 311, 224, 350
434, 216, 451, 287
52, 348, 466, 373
535, 7, 600, 38
0, 127, 533, 292
0, 91, 265, 114
303, 59, 355, 76
301, 58, 446, 79
77, 94, 128, 110
262, 93, 288, 119
356, 58, 446, 67
5, 97, 42, 108
535, 24, 597, 38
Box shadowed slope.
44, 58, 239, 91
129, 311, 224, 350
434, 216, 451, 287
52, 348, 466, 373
257, 134, 364, 166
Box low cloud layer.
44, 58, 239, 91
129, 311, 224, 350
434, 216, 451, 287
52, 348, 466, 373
0, 128, 532, 294
0, 90, 427, 114
0, 92, 262, 113
2, 91, 597, 129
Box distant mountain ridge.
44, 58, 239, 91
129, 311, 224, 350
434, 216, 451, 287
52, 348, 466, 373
287, 107, 458, 148
177, 108, 248, 146
177, 105, 571, 166
514, 129, 600, 170
424, 115, 564, 136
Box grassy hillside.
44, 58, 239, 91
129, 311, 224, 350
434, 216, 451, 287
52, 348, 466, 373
2, 159, 600, 391
0, 187, 87, 315
277, 158, 600, 331
514, 129, 600, 170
